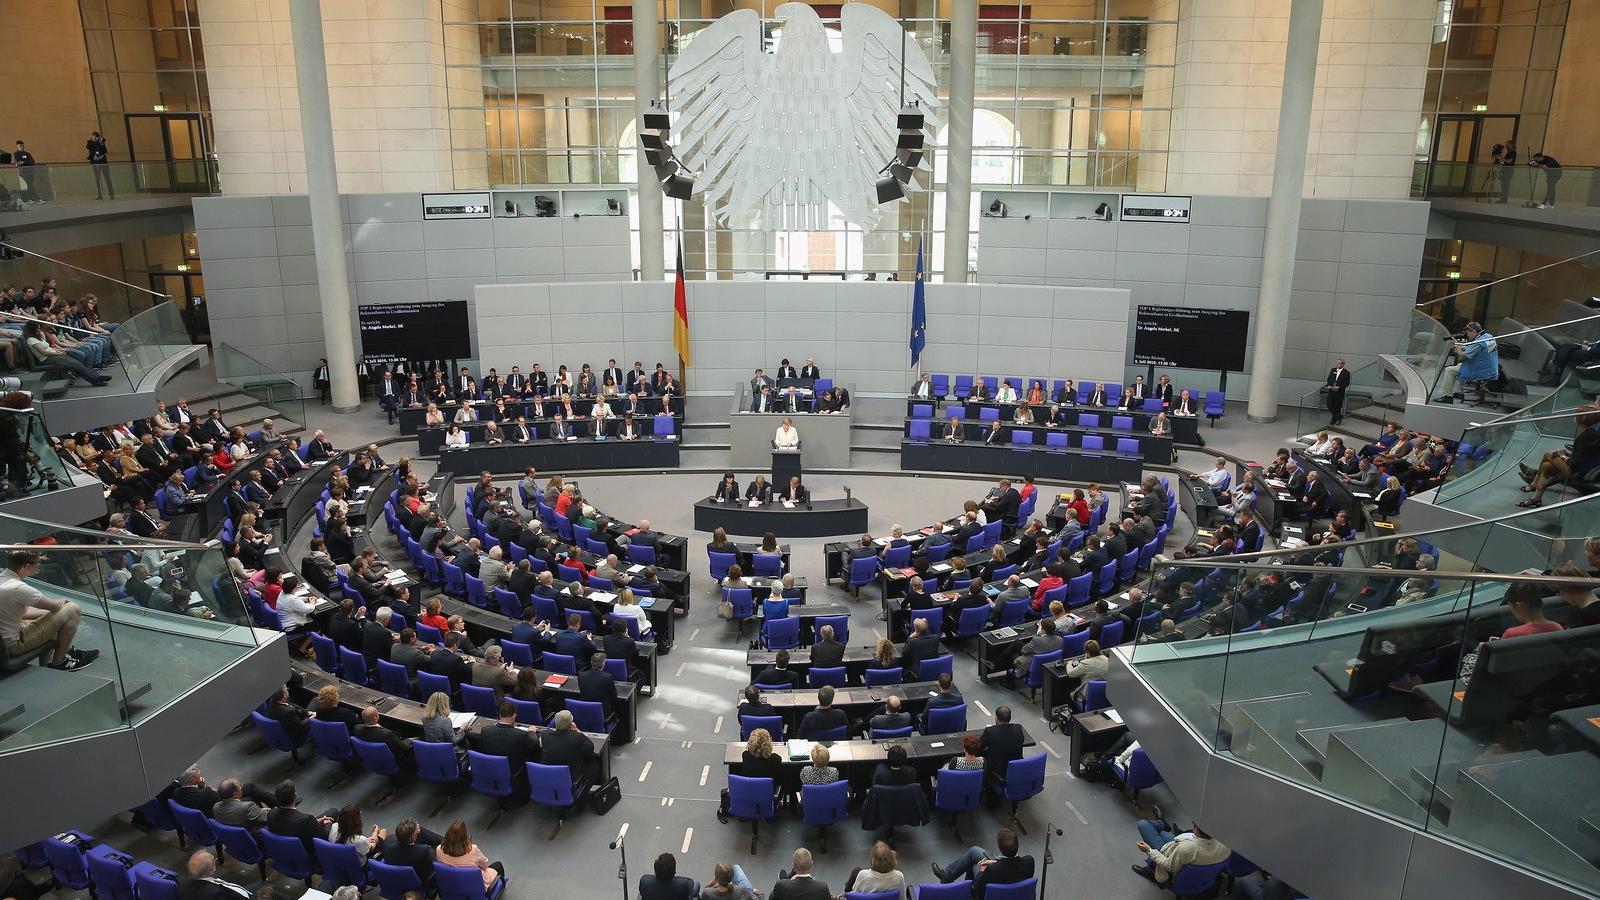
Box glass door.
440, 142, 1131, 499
149, 272, 207, 344
1426, 113, 1519, 197
124, 113, 213, 192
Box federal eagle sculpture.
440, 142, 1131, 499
667, 2, 940, 229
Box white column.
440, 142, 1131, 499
940, 0, 977, 283
634, 0, 665, 282
288, 0, 359, 413
1247, 0, 1323, 423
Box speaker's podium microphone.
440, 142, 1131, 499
844, 485, 852, 504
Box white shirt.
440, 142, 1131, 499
609, 603, 651, 633
277, 591, 317, 629
0, 569, 46, 645
774, 426, 799, 449
444, 430, 468, 448
1307, 437, 1335, 456
591, 403, 612, 421
996, 385, 1018, 403
1200, 467, 1229, 488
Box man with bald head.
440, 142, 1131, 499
771, 848, 830, 900
179, 850, 250, 900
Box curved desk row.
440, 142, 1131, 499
418, 416, 680, 455
398, 396, 678, 435
899, 440, 1142, 484
907, 420, 1173, 466
694, 498, 870, 539
435, 437, 679, 475
908, 398, 1202, 444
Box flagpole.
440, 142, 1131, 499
676, 215, 687, 392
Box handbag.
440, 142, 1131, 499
717, 599, 735, 620
590, 776, 621, 814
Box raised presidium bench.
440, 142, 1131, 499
434, 436, 679, 475
290, 658, 612, 782
899, 439, 1143, 484
397, 397, 680, 436
436, 596, 660, 692
694, 499, 871, 539
907, 374, 1211, 442
904, 418, 1174, 466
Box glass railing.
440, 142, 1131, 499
214, 343, 307, 430
1414, 159, 1600, 209
1432, 400, 1600, 533
0, 159, 219, 204
1418, 315, 1600, 411
1294, 359, 1406, 438
110, 300, 199, 392
0, 516, 262, 754
1414, 248, 1600, 340
0, 405, 76, 500
0, 311, 137, 392
1127, 512, 1600, 896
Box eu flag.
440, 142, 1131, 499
909, 239, 927, 369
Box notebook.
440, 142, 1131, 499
543, 674, 570, 688
786, 739, 814, 760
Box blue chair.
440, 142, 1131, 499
1168, 859, 1228, 897
990, 753, 1047, 832
953, 605, 990, 638
1041, 582, 1069, 610
726, 774, 776, 853
309, 632, 339, 673
1094, 562, 1117, 598
1204, 391, 1225, 425
997, 599, 1030, 627
1011, 430, 1034, 447
1110, 747, 1163, 804
543, 652, 577, 675
709, 551, 738, 582
933, 767, 984, 841
460, 683, 500, 718
925, 703, 967, 735
259, 829, 318, 885
86, 844, 142, 900
494, 588, 524, 619
309, 717, 356, 775
753, 553, 783, 577
443, 562, 467, 596
501, 639, 535, 668
1022, 649, 1064, 700
167, 803, 220, 854
954, 374, 974, 397
653, 415, 676, 438
44, 832, 94, 891
627, 543, 657, 566
437, 861, 507, 900
740, 714, 785, 741
918, 653, 954, 682
985, 877, 1038, 900
763, 616, 800, 650
1081, 435, 1104, 452
1073, 679, 1110, 713
909, 419, 933, 442
932, 373, 950, 397
351, 737, 406, 803
370, 859, 426, 900
846, 892, 901, 900
249, 711, 307, 763
911, 883, 972, 900
808, 666, 847, 688
415, 740, 465, 816
1099, 619, 1126, 648
467, 751, 517, 828
871, 725, 914, 739
815, 615, 850, 646
1117, 551, 1137, 584
589, 576, 615, 593
314, 838, 368, 889
978, 406, 1000, 423
848, 556, 881, 596
909, 606, 946, 637
210, 822, 268, 878
134, 866, 181, 900
562, 698, 617, 735
1111, 415, 1133, 431
801, 779, 851, 853
865, 667, 903, 686
528, 762, 590, 839
511, 698, 545, 726
338, 646, 370, 685
1059, 630, 1090, 659
1044, 431, 1069, 450
377, 659, 413, 699
418, 671, 453, 703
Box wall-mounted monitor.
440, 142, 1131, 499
421, 192, 492, 220
1133, 304, 1249, 371
1120, 193, 1192, 224
358, 301, 472, 363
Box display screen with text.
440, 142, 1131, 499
1133, 305, 1249, 371
358, 301, 471, 364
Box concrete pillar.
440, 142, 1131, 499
288, 0, 359, 413
941, 0, 977, 283
635, 0, 665, 282
1247, 0, 1323, 423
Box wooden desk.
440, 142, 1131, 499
746, 647, 880, 683
737, 681, 942, 733
1067, 709, 1126, 776
722, 727, 1035, 792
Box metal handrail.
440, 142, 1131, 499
1414, 247, 1600, 311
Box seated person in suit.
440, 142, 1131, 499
713, 472, 740, 502
899, 617, 944, 677
867, 696, 915, 738
798, 684, 849, 738
1010, 618, 1062, 683
354, 705, 415, 772
738, 684, 777, 720
639, 852, 699, 900
542, 708, 599, 785
921, 673, 964, 730
810, 623, 846, 667
943, 415, 964, 442
781, 476, 808, 505
746, 475, 773, 503
978, 705, 1025, 781
932, 827, 1035, 892
981, 419, 1004, 444
265, 780, 336, 855
872, 743, 919, 787
378, 817, 441, 889
753, 648, 801, 688
179, 850, 251, 900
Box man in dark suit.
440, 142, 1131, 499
982, 420, 1004, 445
1237, 510, 1262, 554
899, 617, 944, 677
920, 673, 964, 731
578, 652, 618, 707
810, 624, 846, 667
1325, 358, 1351, 424
953, 512, 983, 548
932, 827, 1035, 893
797, 685, 849, 738
770, 849, 830, 900
552, 613, 599, 667
980, 479, 1021, 523
1122, 375, 1149, 409
265, 781, 334, 855
1081, 599, 1121, 642
632, 519, 660, 550
1102, 523, 1128, 561
782, 478, 809, 504
266, 685, 312, 744
602, 619, 641, 678
639, 853, 699, 900
179, 851, 251, 900
390, 629, 433, 676
751, 385, 775, 413
505, 366, 527, 396
1284, 461, 1308, 498
754, 649, 801, 688
477, 700, 540, 791
361, 609, 397, 667
799, 357, 821, 380
867, 696, 914, 737
737, 685, 777, 720
172, 766, 220, 816
354, 706, 415, 772
1087, 383, 1108, 407
529, 364, 550, 395
540, 708, 598, 785
376, 818, 438, 889
775, 359, 798, 382
1079, 535, 1110, 574
428, 632, 475, 687
978, 706, 1026, 782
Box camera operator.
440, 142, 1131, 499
1434, 321, 1499, 405
1492, 139, 1517, 203
1531, 151, 1561, 208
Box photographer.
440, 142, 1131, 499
1434, 321, 1499, 404
1492, 139, 1517, 203
1531, 151, 1561, 208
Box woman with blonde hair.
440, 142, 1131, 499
800, 743, 839, 785
609, 587, 651, 636
842, 841, 905, 897
871, 636, 897, 670
424, 403, 445, 426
